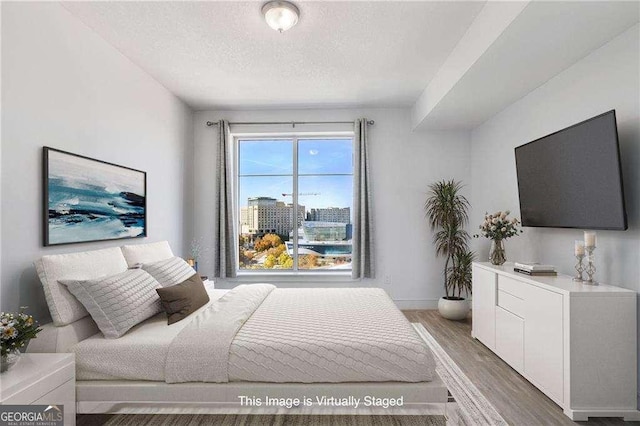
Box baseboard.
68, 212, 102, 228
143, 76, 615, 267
393, 299, 440, 310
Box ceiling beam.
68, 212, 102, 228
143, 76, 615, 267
411, 1, 530, 131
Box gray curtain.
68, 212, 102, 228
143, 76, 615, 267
353, 118, 375, 279
214, 120, 237, 278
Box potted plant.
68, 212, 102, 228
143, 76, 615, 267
425, 180, 474, 320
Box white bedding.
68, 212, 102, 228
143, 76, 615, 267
73, 286, 436, 384
228, 288, 435, 383
166, 284, 275, 383
72, 287, 227, 381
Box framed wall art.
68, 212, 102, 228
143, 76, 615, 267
43, 147, 147, 246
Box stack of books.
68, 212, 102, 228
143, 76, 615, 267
513, 262, 557, 276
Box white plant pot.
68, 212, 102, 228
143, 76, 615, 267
438, 297, 470, 321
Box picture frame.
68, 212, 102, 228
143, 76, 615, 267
43, 147, 147, 246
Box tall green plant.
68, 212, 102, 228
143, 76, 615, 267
447, 251, 475, 298
425, 180, 473, 298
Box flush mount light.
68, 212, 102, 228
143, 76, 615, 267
262, 1, 300, 33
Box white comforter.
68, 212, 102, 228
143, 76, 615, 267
228, 287, 435, 383
165, 284, 275, 383
72, 285, 436, 383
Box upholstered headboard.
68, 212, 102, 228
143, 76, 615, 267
35, 247, 129, 326
30, 241, 174, 353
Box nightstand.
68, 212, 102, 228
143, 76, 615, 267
0, 353, 75, 426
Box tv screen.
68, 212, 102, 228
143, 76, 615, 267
515, 110, 627, 230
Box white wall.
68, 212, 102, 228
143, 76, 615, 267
0, 2, 193, 322
470, 24, 639, 285
470, 24, 640, 400
192, 108, 471, 308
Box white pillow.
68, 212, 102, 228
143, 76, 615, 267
60, 269, 162, 339
121, 241, 173, 268
34, 247, 129, 326
142, 257, 195, 288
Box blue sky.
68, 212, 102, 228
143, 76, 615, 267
239, 138, 353, 212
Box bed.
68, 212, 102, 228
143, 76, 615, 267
29, 242, 448, 415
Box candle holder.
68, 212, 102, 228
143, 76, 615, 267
573, 254, 585, 282
584, 246, 597, 284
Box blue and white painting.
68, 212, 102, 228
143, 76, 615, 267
45, 148, 146, 246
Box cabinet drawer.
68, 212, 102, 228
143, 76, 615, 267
498, 275, 527, 299
498, 290, 524, 318
496, 306, 524, 373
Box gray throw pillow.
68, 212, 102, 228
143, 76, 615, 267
60, 269, 162, 339
142, 256, 195, 288
156, 274, 210, 325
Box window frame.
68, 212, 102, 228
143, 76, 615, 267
233, 130, 355, 277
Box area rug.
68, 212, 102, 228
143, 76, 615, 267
81, 414, 445, 425
412, 323, 508, 426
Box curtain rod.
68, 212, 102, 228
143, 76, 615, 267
205, 120, 374, 127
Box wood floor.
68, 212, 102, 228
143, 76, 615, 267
403, 310, 634, 426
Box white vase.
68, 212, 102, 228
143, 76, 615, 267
438, 297, 470, 321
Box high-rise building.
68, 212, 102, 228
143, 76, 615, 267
307, 207, 351, 224
302, 221, 351, 241
240, 197, 305, 237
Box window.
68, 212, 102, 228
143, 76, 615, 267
237, 136, 354, 272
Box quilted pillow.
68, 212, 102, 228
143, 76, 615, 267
142, 256, 195, 288
60, 269, 162, 339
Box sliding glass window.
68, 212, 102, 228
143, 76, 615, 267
237, 137, 354, 273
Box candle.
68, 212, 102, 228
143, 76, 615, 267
575, 240, 585, 256
584, 231, 596, 248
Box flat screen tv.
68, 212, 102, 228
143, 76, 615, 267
515, 110, 627, 230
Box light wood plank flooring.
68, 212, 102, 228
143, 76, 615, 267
403, 310, 635, 426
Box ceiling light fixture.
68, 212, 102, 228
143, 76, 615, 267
262, 1, 300, 33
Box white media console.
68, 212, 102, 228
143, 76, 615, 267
472, 262, 638, 421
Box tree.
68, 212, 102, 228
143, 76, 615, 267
299, 254, 318, 269
239, 249, 254, 266
277, 252, 293, 269
264, 254, 276, 269
267, 243, 286, 258
254, 234, 282, 252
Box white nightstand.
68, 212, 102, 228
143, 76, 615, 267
0, 353, 75, 426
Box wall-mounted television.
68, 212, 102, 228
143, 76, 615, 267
515, 110, 627, 230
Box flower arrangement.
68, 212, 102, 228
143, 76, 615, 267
476, 210, 522, 241
1, 307, 41, 357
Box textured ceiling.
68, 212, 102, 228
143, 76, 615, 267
62, 1, 485, 110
